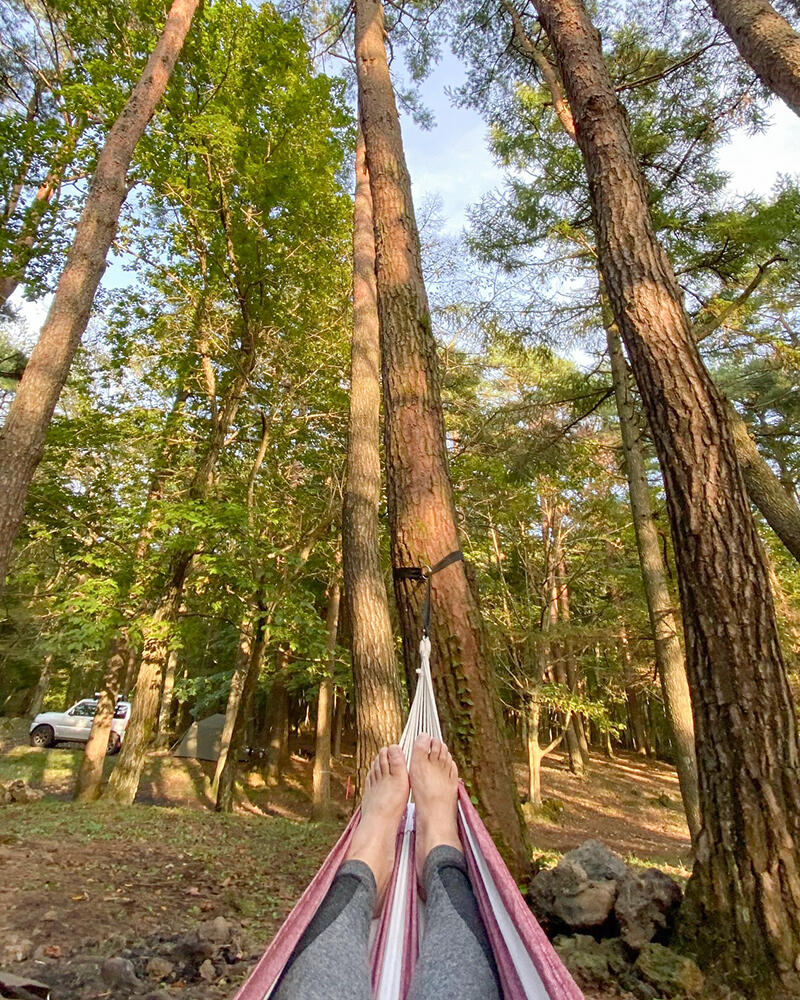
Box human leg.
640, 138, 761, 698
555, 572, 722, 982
407, 735, 501, 1000
273, 746, 409, 1000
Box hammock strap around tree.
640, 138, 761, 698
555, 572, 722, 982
234, 553, 584, 1000
393, 549, 463, 638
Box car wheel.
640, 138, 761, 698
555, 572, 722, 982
106, 732, 121, 756
30, 724, 55, 748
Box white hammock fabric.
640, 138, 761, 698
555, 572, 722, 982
235, 637, 584, 1000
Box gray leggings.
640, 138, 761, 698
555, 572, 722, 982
273, 845, 501, 1000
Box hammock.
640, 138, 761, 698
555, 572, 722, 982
235, 633, 584, 1000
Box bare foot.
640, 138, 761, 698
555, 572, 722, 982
345, 746, 409, 901
409, 734, 461, 884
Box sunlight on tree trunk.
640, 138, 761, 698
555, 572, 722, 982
342, 125, 403, 794
354, 0, 529, 877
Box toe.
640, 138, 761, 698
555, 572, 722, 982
430, 737, 442, 760
387, 745, 405, 775
378, 746, 390, 777
414, 733, 432, 755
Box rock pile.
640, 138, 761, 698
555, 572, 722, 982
0, 779, 44, 804
99, 916, 252, 996
529, 840, 704, 998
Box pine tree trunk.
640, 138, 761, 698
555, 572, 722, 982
0, 0, 199, 588
535, 0, 800, 985
342, 125, 404, 793
607, 318, 702, 842
355, 0, 529, 876
312, 577, 340, 820
729, 403, 800, 563
706, 0, 800, 117
505, 0, 800, 571
74, 639, 127, 801
28, 653, 52, 719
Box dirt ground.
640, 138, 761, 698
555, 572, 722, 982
0, 720, 692, 999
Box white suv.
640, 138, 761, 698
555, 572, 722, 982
29, 698, 131, 755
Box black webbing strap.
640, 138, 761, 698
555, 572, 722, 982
394, 549, 463, 638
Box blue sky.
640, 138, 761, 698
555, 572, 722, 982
400, 51, 800, 232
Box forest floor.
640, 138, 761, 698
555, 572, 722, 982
0, 717, 691, 999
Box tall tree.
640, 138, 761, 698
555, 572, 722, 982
532, 0, 800, 986
705, 0, 800, 116
354, 0, 529, 874
342, 125, 404, 793
605, 311, 701, 844
0, 0, 199, 587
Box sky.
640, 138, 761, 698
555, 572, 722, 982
8, 50, 800, 339
399, 51, 800, 233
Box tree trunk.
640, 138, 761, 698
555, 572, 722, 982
535, 0, 800, 985
312, 576, 341, 820
215, 620, 267, 813
0, 0, 199, 588
74, 638, 128, 801
264, 649, 290, 786
28, 653, 52, 719
607, 317, 702, 842
212, 624, 253, 803
556, 549, 590, 769
506, 1, 800, 572
706, 0, 800, 117
103, 553, 191, 804
155, 647, 179, 746
543, 503, 583, 776
342, 125, 404, 794
527, 697, 543, 807
729, 402, 800, 563
354, 0, 529, 877
332, 690, 345, 760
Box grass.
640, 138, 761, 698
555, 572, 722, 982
2, 798, 342, 950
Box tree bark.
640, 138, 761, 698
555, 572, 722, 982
312, 576, 341, 819
607, 318, 702, 843
215, 620, 267, 813
535, 0, 800, 985
705, 0, 800, 117
28, 653, 52, 719
729, 402, 800, 563
332, 690, 345, 759
155, 647, 179, 746
342, 125, 404, 794
264, 653, 290, 787
354, 0, 529, 877
74, 638, 127, 802
103, 554, 190, 804
556, 542, 590, 770
212, 624, 253, 804
0, 0, 199, 588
